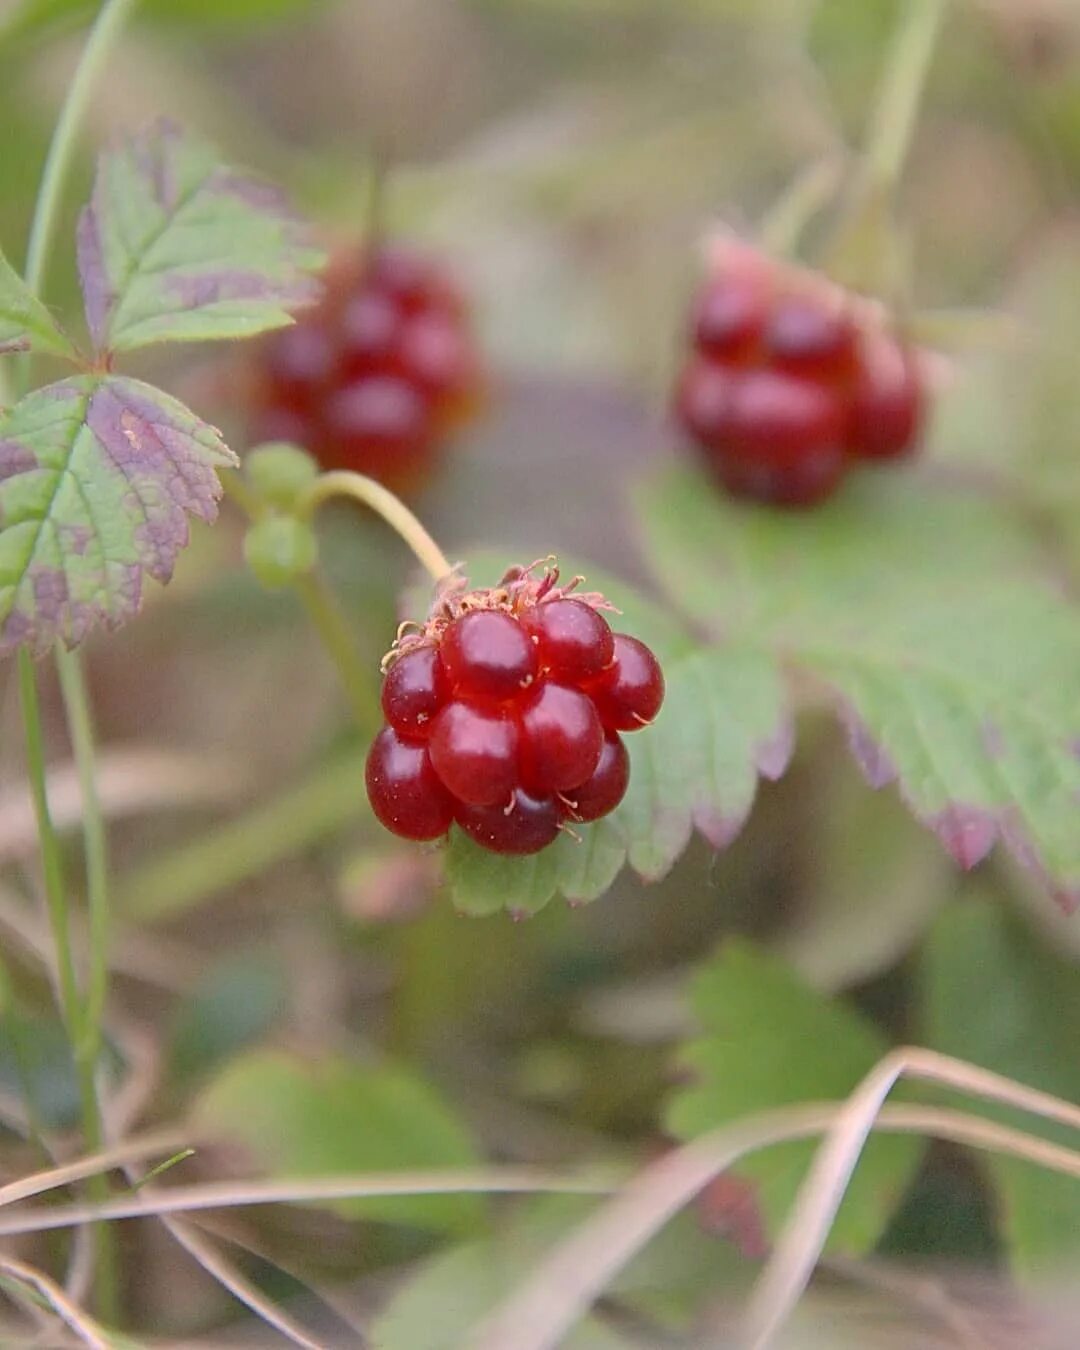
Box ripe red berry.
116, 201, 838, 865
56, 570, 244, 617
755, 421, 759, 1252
428, 701, 519, 806
764, 294, 857, 380
848, 334, 924, 460
365, 727, 454, 841
587, 634, 665, 731
368, 562, 663, 858
249, 242, 480, 494
456, 788, 561, 856
381, 645, 447, 739
522, 598, 615, 684
520, 683, 604, 793
563, 732, 629, 822
675, 360, 735, 453
440, 610, 538, 702
692, 274, 767, 363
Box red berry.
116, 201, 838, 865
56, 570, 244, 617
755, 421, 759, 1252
588, 634, 665, 731
440, 610, 538, 702
522, 598, 614, 684
456, 788, 561, 856
321, 374, 432, 488
262, 322, 335, 409
520, 683, 603, 793
848, 334, 923, 460
675, 359, 737, 451
365, 727, 453, 841
398, 313, 475, 401
340, 290, 401, 371
382, 645, 447, 739
368, 246, 462, 316
428, 701, 519, 806
711, 367, 848, 507
692, 275, 767, 362
562, 732, 629, 822
764, 294, 857, 379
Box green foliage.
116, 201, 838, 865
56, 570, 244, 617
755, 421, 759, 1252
920, 898, 1080, 1278
0, 245, 75, 359
78, 120, 324, 354
635, 464, 1080, 909
194, 1048, 486, 1234
666, 940, 922, 1253
0, 375, 236, 654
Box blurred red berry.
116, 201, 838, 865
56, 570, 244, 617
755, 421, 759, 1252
847, 332, 924, 461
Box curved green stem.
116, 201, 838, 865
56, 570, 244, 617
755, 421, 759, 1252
298, 471, 454, 583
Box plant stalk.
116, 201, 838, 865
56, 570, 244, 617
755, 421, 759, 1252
292, 571, 381, 731
863, 0, 948, 194
14, 0, 142, 1323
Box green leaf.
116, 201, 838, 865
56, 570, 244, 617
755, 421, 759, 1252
78, 120, 324, 355
666, 940, 922, 1254
0, 374, 237, 655
0, 246, 75, 359
635, 464, 1080, 909
444, 643, 790, 916
920, 898, 1080, 1278
194, 1048, 485, 1235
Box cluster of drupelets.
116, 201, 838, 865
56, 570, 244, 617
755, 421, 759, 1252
675, 238, 925, 506
252, 245, 481, 497
365, 564, 663, 855
248, 234, 929, 855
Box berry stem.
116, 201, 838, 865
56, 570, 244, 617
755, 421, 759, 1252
297, 470, 454, 582
293, 570, 381, 731
863, 0, 946, 195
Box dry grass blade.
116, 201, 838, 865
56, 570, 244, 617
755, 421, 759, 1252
740, 1047, 1080, 1350
468, 1101, 1080, 1350
0, 1130, 190, 1209
147, 1208, 327, 1350
0, 1255, 111, 1349
0, 1167, 619, 1238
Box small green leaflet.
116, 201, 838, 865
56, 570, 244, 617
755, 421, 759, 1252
431, 554, 791, 916
666, 940, 922, 1254
635, 464, 1080, 910
77, 119, 325, 354
0, 245, 75, 359
0, 375, 236, 655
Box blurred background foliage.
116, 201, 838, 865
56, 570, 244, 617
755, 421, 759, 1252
1, 0, 1080, 1344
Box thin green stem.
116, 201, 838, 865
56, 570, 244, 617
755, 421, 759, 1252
55, 649, 108, 1060
293, 571, 380, 731
15, 0, 140, 1324
17, 654, 82, 1043
863, 0, 947, 193
21, 0, 139, 298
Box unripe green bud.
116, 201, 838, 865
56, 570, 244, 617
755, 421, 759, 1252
244, 514, 318, 589
245, 442, 319, 509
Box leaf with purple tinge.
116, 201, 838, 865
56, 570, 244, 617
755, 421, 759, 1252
636, 464, 1080, 911
0, 374, 237, 655
444, 642, 790, 917
0, 245, 76, 360
77, 119, 324, 355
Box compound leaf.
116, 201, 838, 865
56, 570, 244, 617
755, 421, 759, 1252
636, 464, 1080, 909
78, 120, 324, 354
0, 374, 236, 654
